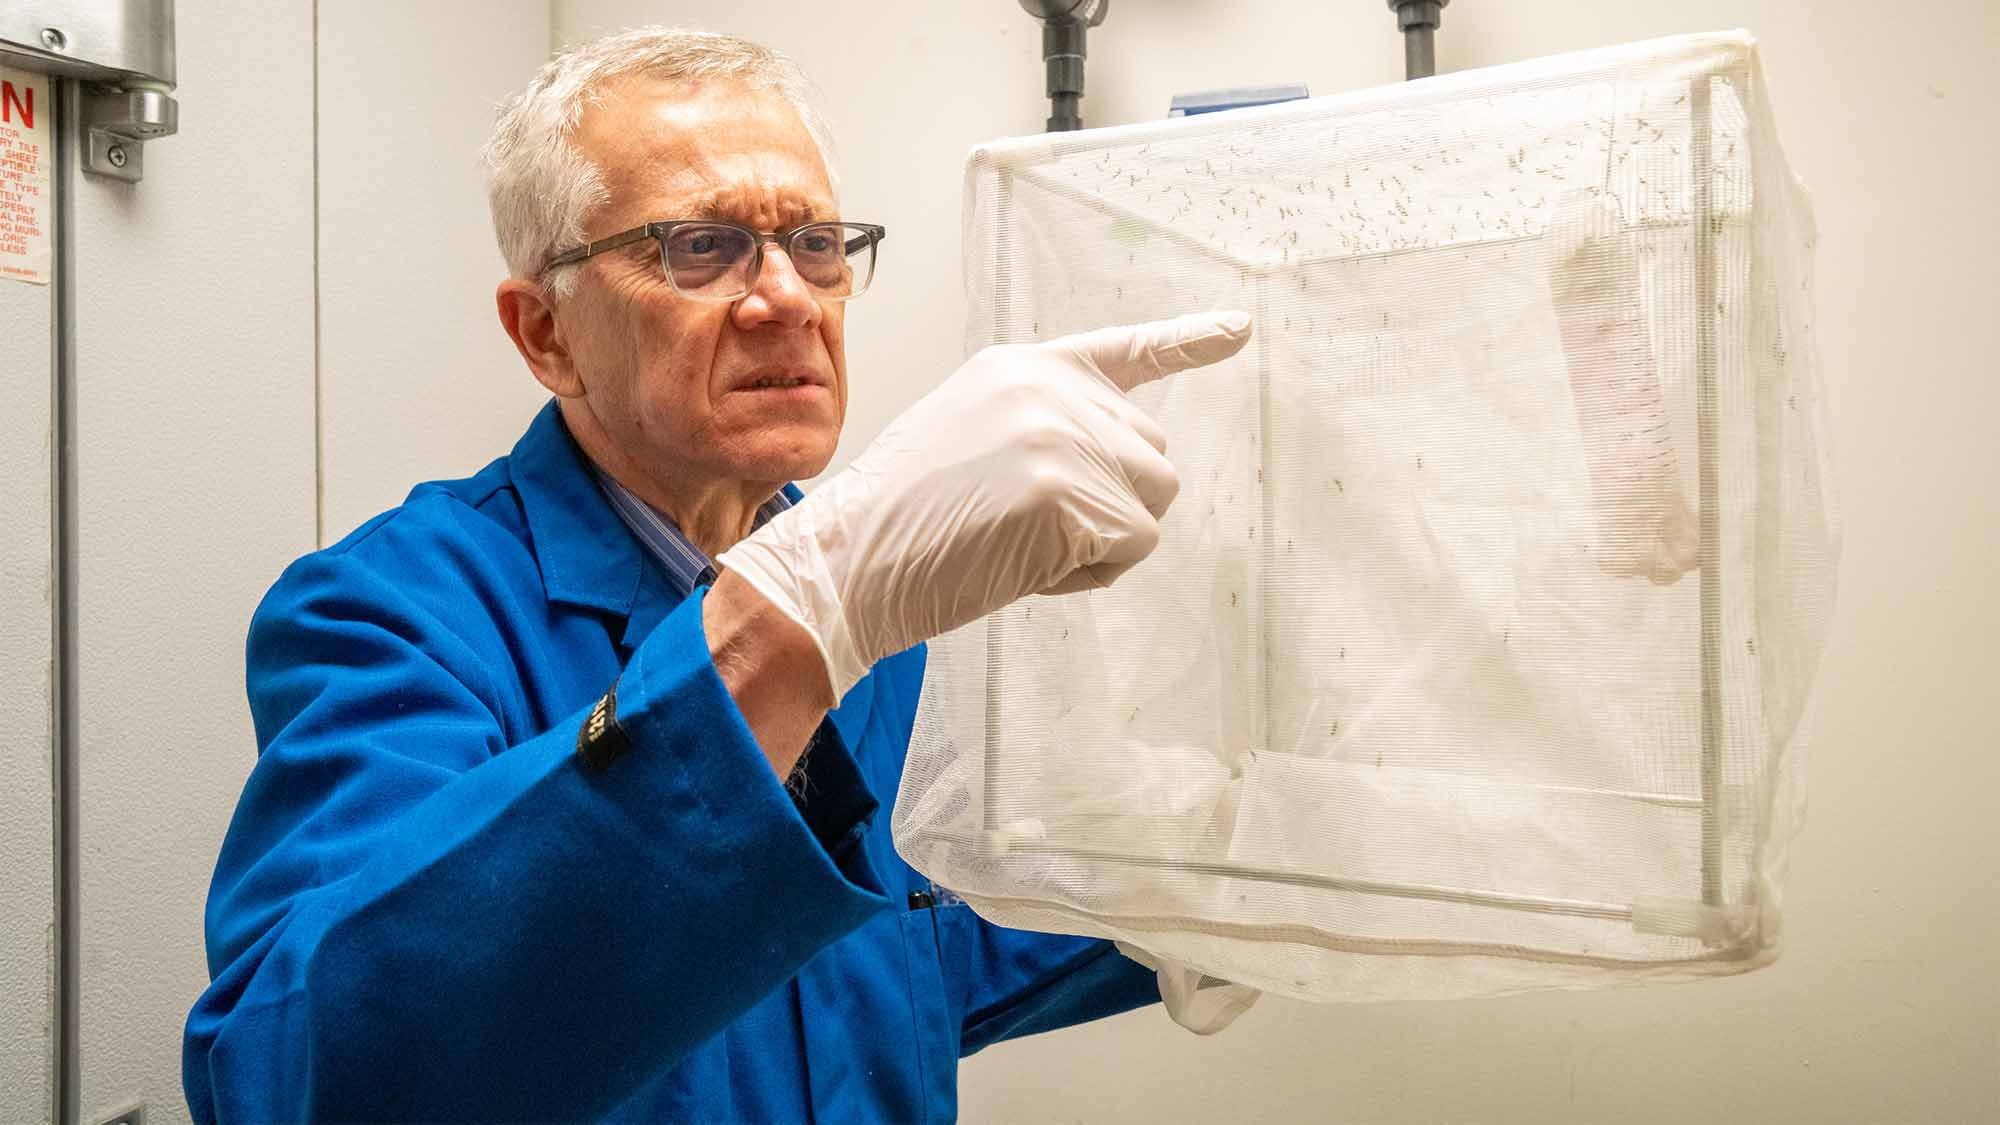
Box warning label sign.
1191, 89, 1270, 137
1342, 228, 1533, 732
0, 65, 50, 285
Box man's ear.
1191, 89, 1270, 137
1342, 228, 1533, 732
497, 277, 586, 398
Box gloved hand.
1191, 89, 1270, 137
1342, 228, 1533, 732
718, 310, 1253, 699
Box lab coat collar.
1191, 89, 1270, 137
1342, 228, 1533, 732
507, 399, 808, 648
509, 400, 651, 621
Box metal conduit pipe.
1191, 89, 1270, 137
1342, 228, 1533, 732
1388, 0, 1450, 80
1019, 0, 1109, 132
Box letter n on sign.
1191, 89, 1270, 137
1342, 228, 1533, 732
0, 79, 30, 129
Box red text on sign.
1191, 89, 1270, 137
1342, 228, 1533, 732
0, 81, 32, 129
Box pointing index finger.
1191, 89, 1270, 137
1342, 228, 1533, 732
1050, 310, 1254, 393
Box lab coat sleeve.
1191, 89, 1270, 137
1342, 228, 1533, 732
954, 923, 1163, 1054
860, 658, 1164, 1054
183, 548, 888, 1124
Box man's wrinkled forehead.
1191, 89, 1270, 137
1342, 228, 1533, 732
683, 185, 828, 230
578, 77, 834, 231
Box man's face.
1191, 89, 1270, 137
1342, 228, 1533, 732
557, 79, 847, 488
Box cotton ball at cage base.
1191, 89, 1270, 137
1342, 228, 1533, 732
894, 31, 1836, 1032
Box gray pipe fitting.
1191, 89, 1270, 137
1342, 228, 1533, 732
1387, 0, 1449, 80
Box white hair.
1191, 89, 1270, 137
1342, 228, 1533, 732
482, 26, 839, 299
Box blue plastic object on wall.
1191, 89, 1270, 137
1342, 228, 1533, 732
1167, 84, 1310, 117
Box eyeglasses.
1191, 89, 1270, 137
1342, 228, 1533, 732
542, 220, 886, 302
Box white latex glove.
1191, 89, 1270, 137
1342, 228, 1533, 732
718, 310, 1253, 699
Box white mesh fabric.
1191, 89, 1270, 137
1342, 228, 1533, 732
893, 31, 1837, 1007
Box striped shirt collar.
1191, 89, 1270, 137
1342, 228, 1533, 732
590, 468, 792, 600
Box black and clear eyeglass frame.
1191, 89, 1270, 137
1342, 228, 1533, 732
541, 220, 886, 302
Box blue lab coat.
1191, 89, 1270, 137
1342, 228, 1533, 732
183, 402, 1160, 1123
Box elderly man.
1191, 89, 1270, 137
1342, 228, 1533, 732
184, 26, 1248, 1123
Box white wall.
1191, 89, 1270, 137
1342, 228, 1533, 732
316, 0, 551, 544
544, 1, 2000, 1120
70, 1, 318, 1120
0, 189, 54, 1123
